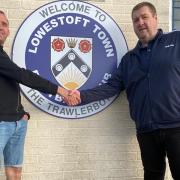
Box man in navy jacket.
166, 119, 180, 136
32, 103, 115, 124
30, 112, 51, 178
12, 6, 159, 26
67, 2, 180, 180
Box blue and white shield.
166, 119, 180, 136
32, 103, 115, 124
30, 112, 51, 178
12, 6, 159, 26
51, 36, 92, 90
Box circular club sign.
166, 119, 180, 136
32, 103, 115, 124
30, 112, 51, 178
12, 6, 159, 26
12, 0, 128, 119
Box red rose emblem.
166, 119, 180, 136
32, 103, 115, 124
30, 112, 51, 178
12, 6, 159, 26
52, 38, 65, 52
79, 40, 91, 53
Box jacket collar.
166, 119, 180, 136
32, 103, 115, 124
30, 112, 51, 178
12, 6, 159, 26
131, 29, 163, 55
0, 45, 3, 52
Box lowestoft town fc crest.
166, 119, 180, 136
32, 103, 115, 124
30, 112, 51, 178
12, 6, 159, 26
12, 0, 128, 119
51, 36, 92, 90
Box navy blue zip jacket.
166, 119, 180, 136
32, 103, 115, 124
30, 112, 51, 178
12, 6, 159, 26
80, 29, 180, 133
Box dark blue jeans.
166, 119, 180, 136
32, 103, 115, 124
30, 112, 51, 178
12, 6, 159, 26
137, 127, 180, 180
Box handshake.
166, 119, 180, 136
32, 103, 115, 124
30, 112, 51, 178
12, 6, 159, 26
57, 87, 81, 106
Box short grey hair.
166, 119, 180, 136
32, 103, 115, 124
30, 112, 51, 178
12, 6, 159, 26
0, 10, 9, 24
0, 10, 6, 15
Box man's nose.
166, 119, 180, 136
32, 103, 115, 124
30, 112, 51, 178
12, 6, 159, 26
137, 18, 145, 27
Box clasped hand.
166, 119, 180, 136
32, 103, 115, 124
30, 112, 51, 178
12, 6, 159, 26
57, 87, 81, 106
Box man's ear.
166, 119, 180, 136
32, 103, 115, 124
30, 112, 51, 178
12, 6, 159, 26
7, 28, 10, 36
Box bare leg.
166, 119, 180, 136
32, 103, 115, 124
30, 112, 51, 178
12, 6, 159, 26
5, 167, 22, 180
